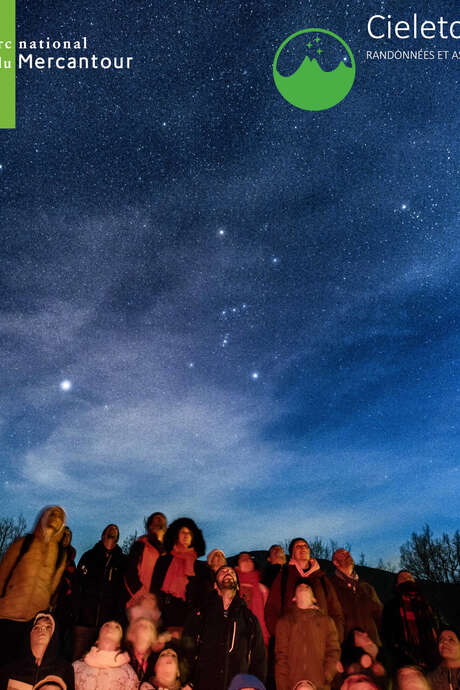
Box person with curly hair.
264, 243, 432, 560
151, 517, 206, 632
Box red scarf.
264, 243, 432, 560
237, 569, 270, 646
161, 546, 197, 601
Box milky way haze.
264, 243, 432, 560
0, 0, 458, 564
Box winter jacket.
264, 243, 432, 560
261, 563, 282, 589
73, 647, 138, 690
330, 572, 382, 644
275, 607, 340, 690
0, 613, 74, 690
181, 592, 267, 690
0, 506, 67, 622
151, 554, 207, 628
265, 564, 344, 641
428, 666, 460, 690
76, 542, 126, 628
382, 582, 439, 670
125, 535, 165, 602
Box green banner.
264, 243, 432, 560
0, 0, 15, 129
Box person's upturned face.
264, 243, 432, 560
61, 527, 72, 548
397, 571, 416, 585
333, 549, 354, 573
102, 525, 119, 550
294, 583, 316, 609
438, 630, 460, 661
397, 667, 431, 690
340, 674, 379, 690
155, 649, 179, 685
292, 540, 310, 563
238, 553, 255, 573
149, 513, 167, 536
132, 619, 155, 650
30, 617, 53, 649
98, 620, 122, 646
268, 545, 286, 565
46, 507, 64, 532
210, 551, 226, 571
354, 630, 372, 648
177, 526, 193, 548
216, 566, 238, 591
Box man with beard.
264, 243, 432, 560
181, 565, 266, 690
125, 512, 167, 603
72, 524, 126, 660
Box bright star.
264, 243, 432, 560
251, 372, 259, 380
60, 379, 72, 391
272, 257, 279, 264
218, 228, 226, 237
188, 362, 195, 368
401, 204, 407, 210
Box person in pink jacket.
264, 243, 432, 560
73, 620, 138, 690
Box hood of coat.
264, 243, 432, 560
23, 612, 61, 668
228, 673, 266, 690
35, 506, 66, 541
287, 606, 325, 622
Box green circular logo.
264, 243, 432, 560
273, 28, 356, 111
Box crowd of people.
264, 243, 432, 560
0, 505, 458, 690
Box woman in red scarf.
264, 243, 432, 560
236, 552, 270, 648
151, 518, 205, 633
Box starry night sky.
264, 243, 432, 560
0, 0, 458, 565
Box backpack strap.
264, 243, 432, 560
0, 533, 34, 598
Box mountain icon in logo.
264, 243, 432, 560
273, 28, 355, 111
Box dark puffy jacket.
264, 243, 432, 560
330, 573, 383, 644
182, 592, 267, 690
76, 541, 126, 627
